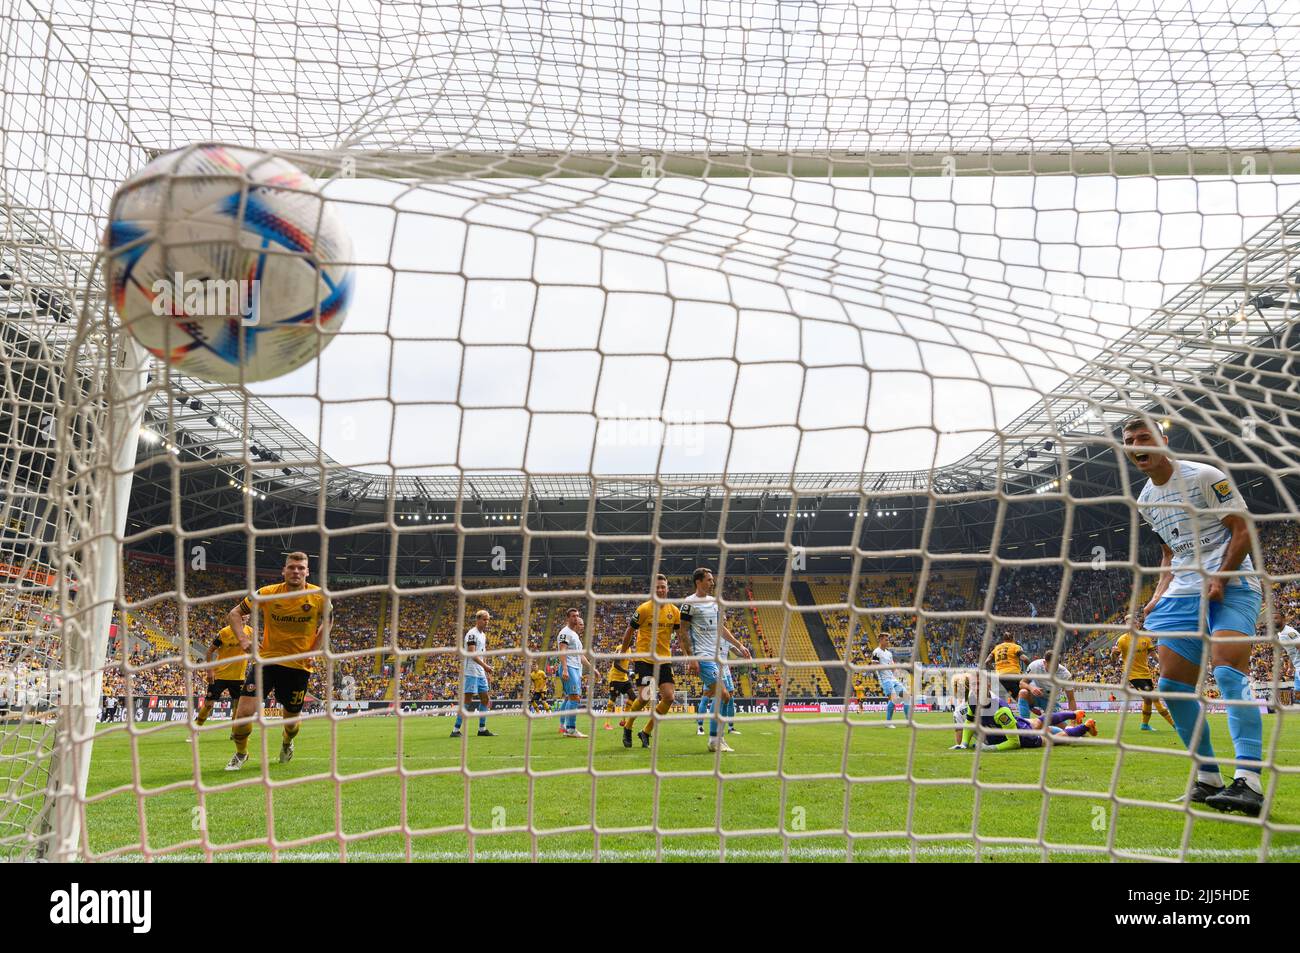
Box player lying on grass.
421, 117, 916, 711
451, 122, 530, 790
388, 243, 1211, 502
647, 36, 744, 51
966, 705, 1098, 751
950, 674, 1093, 749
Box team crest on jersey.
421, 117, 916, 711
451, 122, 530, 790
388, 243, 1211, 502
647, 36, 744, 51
1212, 479, 1233, 503
301, 602, 312, 612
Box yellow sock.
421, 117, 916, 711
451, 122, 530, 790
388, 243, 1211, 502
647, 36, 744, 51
231, 726, 251, 755
282, 721, 301, 745
195, 701, 214, 725
643, 699, 671, 736
624, 697, 647, 731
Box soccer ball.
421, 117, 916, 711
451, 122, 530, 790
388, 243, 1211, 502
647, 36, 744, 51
104, 143, 352, 384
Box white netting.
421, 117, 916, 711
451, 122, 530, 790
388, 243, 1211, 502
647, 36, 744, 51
1, 0, 1298, 862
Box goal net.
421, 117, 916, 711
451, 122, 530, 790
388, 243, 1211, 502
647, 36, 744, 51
2, 0, 1298, 862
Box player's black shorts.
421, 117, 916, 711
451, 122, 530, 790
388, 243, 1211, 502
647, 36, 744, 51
999, 675, 1024, 699
530, 691, 546, 705
205, 679, 244, 701
1128, 678, 1155, 692
243, 664, 310, 714
633, 661, 676, 687
608, 679, 634, 700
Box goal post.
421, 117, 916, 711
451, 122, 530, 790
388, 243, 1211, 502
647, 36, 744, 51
43, 332, 148, 862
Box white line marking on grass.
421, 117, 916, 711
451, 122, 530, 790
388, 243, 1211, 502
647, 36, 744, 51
119, 843, 1300, 863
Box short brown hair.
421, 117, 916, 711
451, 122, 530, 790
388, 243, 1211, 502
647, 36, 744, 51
693, 567, 713, 583
285, 551, 309, 565
655, 573, 667, 583
566, 607, 580, 617
1120, 416, 1161, 437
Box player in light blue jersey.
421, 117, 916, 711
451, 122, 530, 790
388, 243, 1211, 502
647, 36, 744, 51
872, 633, 910, 726
680, 568, 751, 753
556, 608, 593, 738
1274, 611, 1299, 708
1018, 651, 1076, 720
452, 609, 495, 738
1124, 417, 1264, 816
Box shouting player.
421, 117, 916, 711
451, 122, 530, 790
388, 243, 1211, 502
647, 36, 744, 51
1113, 627, 1175, 731
452, 609, 495, 738
192, 619, 251, 737
224, 551, 330, 771
620, 574, 691, 749
680, 568, 751, 753
1123, 417, 1265, 816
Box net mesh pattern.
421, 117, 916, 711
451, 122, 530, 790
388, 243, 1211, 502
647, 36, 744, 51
0, 0, 1297, 862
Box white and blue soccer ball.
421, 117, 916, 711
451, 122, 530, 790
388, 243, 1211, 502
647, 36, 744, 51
104, 143, 352, 384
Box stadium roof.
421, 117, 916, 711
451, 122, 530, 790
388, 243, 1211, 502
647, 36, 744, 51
130, 193, 1300, 507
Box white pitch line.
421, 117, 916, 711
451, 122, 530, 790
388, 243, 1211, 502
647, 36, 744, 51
116, 843, 1300, 863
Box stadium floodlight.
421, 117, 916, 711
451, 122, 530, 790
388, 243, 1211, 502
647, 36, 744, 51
3, 0, 1299, 866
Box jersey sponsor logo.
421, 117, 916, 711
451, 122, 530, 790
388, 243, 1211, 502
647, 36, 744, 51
1212, 479, 1232, 503
270, 612, 315, 624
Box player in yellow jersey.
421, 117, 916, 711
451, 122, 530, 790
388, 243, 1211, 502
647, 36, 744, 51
191, 621, 252, 737
619, 574, 693, 748
224, 551, 330, 771
529, 665, 550, 714
604, 653, 633, 730
984, 634, 1026, 704
1113, 628, 1174, 732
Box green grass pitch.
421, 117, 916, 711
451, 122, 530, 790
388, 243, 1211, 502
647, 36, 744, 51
83, 710, 1300, 861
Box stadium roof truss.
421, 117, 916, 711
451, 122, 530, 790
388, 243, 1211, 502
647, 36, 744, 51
125, 195, 1300, 518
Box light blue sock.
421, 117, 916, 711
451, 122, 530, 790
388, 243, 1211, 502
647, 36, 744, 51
1018, 696, 1031, 718
454, 712, 463, 730
561, 699, 574, 731
1213, 666, 1262, 776
696, 694, 709, 728
886, 700, 895, 720
904, 700, 911, 718
723, 698, 735, 725
1159, 677, 1218, 778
